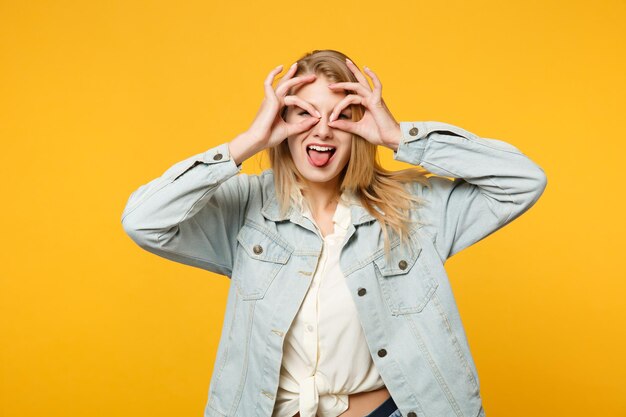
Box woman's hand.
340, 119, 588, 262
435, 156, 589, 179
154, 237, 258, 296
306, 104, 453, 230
326, 59, 402, 150
245, 63, 322, 149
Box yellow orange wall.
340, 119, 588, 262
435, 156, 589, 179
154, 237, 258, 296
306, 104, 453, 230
1, 0, 625, 416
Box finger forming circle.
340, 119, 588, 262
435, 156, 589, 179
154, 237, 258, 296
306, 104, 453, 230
330, 94, 363, 122
329, 81, 372, 98
275, 74, 317, 97
284, 95, 321, 118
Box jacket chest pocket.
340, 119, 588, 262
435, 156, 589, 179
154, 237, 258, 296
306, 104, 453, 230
233, 223, 293, 300
373, 234, 438, 315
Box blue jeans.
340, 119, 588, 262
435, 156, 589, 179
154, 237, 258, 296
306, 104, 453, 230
363, 395, 402, 417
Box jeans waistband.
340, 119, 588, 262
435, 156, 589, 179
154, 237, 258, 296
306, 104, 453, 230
363, 395, 398, 417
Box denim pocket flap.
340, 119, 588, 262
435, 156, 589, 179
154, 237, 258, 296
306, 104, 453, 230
373, 234, 438, 315
237, 223, 292, 264
373, 242, 421, 276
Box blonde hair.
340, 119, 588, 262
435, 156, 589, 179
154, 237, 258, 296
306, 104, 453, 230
268, 49, 430, 259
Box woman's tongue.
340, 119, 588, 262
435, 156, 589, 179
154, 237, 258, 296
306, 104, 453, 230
308, 149, 333, 167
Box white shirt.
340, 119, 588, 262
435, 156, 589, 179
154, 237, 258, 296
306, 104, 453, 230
272, 191, 386, 417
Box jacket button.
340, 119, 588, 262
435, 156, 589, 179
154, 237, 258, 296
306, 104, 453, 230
253, 244, 263, 254
407, 413, 417, 417
357, 288, 367, 296
409, 127, 419, 136
398, 260, 408, 270
377, 348, 387, 357
213, 153, 223, 161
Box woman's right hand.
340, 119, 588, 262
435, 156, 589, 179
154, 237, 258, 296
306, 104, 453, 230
228, 63, 322, 165
245, 62, 322, 149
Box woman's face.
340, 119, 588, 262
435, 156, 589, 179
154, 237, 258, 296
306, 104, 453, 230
284, 74, 353, 189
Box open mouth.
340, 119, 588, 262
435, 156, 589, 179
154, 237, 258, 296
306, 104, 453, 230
306, 144, 337, 168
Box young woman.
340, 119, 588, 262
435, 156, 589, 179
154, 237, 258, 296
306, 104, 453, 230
121, 49, 547, 417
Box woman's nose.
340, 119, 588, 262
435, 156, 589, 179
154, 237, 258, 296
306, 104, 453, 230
312, 115, 333, 135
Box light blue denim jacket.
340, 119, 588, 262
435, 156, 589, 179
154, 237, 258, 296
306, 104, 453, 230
121, 121, 547, 417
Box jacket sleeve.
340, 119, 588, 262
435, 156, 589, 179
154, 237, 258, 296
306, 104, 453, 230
120, 142, 249, 277
394, 121, 548, 261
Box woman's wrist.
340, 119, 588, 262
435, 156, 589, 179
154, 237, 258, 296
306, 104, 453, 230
228, 132, 266, 166
381, 123, 402, 152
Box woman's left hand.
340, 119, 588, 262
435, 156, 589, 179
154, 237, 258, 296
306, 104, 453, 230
326, 59, 402, 150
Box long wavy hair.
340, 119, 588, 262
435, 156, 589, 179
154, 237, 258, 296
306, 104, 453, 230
268, 49, 431, 258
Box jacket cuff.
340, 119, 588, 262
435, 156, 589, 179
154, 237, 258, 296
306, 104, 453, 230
171, 142, 243, 183
393, 121, 430, 166
202, 142, 243, 171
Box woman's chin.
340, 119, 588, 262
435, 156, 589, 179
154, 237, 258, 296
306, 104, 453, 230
301, 173, 336, 184
296, 167, 341, 186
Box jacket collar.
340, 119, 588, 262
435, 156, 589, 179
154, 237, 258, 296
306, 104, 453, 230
260, 172, 380, 226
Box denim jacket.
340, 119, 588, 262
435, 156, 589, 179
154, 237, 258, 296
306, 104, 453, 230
121, 121, 547, 417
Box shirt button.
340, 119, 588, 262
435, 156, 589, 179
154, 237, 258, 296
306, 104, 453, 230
357, 288, 367, 296
398, 260, 408, 270
213, 153, 223, 161
377, 349, 387, 357
407, 413, 417, 417
409, 127, 419, 136
306, 324, 314, 332
253, 244, 263, 254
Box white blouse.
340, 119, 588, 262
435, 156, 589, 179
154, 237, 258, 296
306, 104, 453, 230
272, 191, 386, 417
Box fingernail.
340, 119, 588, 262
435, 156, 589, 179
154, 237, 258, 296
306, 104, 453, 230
346, 58, 353, 64
291, 62, 297, 68
315, 110, 321, 118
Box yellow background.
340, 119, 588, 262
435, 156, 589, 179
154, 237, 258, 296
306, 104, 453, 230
1, 0, 625, 416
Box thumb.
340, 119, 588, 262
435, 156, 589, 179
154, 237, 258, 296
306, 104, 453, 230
327, 119, 354, 133
288, 117, 320, 136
